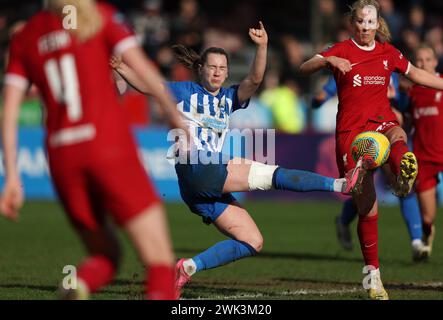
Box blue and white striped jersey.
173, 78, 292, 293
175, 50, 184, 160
167, 81, 249, 153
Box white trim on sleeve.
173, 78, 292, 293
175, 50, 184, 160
113, 36, 139, 56
405, 62, 411, 75
4, 73, 29, 91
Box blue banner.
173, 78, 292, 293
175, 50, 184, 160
1, 128, 440, 205
0, 127, 182, 201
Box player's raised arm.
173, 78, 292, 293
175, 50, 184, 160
0, 84, 26, 222
110, 55, 156, 95
237, 21, 268, 103
406, 64, 443, 91
120, 46, 184, 131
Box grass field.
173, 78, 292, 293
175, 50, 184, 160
0, 201, 442, 300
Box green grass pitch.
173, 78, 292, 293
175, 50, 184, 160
0, 201, 441, 300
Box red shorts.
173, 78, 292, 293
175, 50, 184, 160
48, 150, 160, 231
336, 120, 399, 177
415, 159, 443, 193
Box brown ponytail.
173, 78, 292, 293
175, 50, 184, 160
172, 45, 230, 73
171, 44, 202, 71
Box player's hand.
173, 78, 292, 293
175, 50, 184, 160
109, 55, 122, 70
326, 56, 352, 75
387, 82, 396, 99
0, 177, 24, 222
249, 21, 268, 46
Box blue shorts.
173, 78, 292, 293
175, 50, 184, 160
175, 161, 237, 224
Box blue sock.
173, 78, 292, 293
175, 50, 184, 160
340, 198, 358, 226
400, 193, 423, 241
272, 168, 335, 192
192, 240, 257, 272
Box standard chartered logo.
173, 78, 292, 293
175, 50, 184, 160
353, 74, 386, 87
353, 74, 362, 87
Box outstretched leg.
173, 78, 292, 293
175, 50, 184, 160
175, 202, 262, 295
222, 158, 362, 194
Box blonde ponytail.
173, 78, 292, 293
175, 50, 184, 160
377, 17, 392, 42
46, 0, 102, 42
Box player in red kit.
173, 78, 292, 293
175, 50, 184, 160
407, 44, 443, 258
0, 0, 184, 300
300, 0, 443, 300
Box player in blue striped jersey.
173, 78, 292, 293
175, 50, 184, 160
111, 22, 363, 298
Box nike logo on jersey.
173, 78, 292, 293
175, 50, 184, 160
365, 242, 376, 248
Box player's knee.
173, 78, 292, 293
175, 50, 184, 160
386, 128, 407, 144
248, 161, 279, 191
357, 198, 377, 216
242, 233, 264, 253
355, 191, 376, 216
421, 213, 434, 225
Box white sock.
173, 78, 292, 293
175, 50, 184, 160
183, 259, 197, 276
412, 239, 423, 248
333, 178, 346, 192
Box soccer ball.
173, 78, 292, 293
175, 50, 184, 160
350, 131, 391, 169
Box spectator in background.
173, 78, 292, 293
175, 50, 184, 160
130, 0, 170, 59
379, 0, 404, 44
281, 35, 305, 70
399, 28, 421, 60
202, 28, 244, 54
319, 0, 340, 45
155, 44, 176, 79
425, 27, 443, 72
170, 0, 207, 54
259, 69, 306, 134
278, 34, 310, 93
0, 11, 10, 74
408, 5, 426, 39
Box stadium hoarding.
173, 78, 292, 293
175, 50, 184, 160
0, 127, 246, 202
0, 128, 440, 204
0, 127, 183, 201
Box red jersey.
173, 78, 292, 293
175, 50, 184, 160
5, 3, 138, 157
319, 38, 410, 132
408, 74, 443, 163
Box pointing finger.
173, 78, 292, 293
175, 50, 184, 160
259, 21, 265, 30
